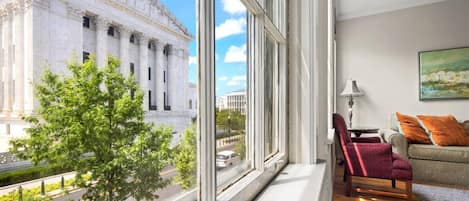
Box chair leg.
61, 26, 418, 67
405, 181, 412, 201
392, 179, 396, 189
343, 168, 346, 182
345, 175, 352, 196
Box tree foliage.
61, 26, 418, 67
10, 56, 172, 201
215, 109, 245, 131
173, 126, 196, 190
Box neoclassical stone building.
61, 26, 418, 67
0, 0, 193, 140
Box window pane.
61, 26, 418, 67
0, 0, 197, 200
264, 34, 278, 158
215, 0, 251, 192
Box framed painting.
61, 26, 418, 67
419, 47, 469, 100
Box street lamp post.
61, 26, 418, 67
228, 113, 231, 134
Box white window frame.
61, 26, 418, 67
195, 0, 288, 200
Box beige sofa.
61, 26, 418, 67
382, 121, 469, 187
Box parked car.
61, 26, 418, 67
216, 150, 240, 168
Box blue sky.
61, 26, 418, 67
160, 0, 247, 97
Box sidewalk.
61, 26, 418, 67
0, 171, 76, 195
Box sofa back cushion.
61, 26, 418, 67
462, 121, 469, 135
396, 112, 432, 144
417, 115, 469, 146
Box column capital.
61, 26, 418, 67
167, 45, 176, 55
117, 25, 132, 36
3, 4, 15, 19
95, 16, 110, 30
66, 4, 84, 21
12, 0, 26, 14
155, 40, 166, 51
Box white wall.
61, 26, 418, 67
337, 0, 469, 129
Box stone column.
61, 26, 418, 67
2, 8, 13, 113
23, 0, 34, 114
139, 34, 149, 112
13, 3, 25, 113
119, 26, 131, 77
155, 41, 165, 111
0, 11, 4, 111
95, 17, 109, 68
167, 45, 177, 110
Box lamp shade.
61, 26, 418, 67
340, 80, 363, 97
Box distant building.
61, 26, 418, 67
216, 96, 226, 111
224, 90, 246, 114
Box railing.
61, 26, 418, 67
149, 105, 157, 111
164, 106, 171, 111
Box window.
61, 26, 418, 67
83, 51, 90, 62
148, 42, 152, 49
214, 0, 248, 194
107, 26, 114, 36
264, 35, 278, 158
83, 16, 90, 28
163, 70, 166, 83
130, 63, 134, 74
130, 34, 135, 43
197, 0, 288, 200
148, 67, 151, 80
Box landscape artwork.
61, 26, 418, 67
419, 47, 469, 100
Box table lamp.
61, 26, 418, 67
340, 79, 364, 128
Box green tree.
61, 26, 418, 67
235, 134, 246, 160
173, 126, 196, 190
10, 56, 172, 201
215, 109, 246, 132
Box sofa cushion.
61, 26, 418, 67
396, 112, 431, 144
417, 115, 469, 146
408, 144, 469, 163
462, 121, 469, 135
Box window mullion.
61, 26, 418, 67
247, 13, 256, 169
197, 0, 216, 200
254, 14, 266, 171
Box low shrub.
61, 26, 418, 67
0, 164, 72, 187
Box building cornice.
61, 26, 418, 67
103, 0, 192, 41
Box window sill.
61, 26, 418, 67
254, 162, 327, 201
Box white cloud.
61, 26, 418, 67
232, 75, 246, 81
225, 75, 246, 87
227, 80, 240, 86
221, 0, 246, 15
215, 18, 246, 40
189, 56, 197, 65
219, 76, 228, 81
224, 44, 246, 63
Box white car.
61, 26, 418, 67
216, 150, 240, 168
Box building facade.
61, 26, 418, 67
0, 0, 193, 141
224, 90, 246, 114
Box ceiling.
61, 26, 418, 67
337, 0, 446, 21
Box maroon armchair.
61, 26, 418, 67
333, 113, 412, 200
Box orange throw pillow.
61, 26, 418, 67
396, 112, 431, 144
417, 115, 469, 146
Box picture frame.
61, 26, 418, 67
418, 47, 469, 100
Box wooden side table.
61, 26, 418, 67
348, 127, 379, 137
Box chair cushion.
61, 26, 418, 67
391, 153, 412, 181
408, 144, 469, 163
